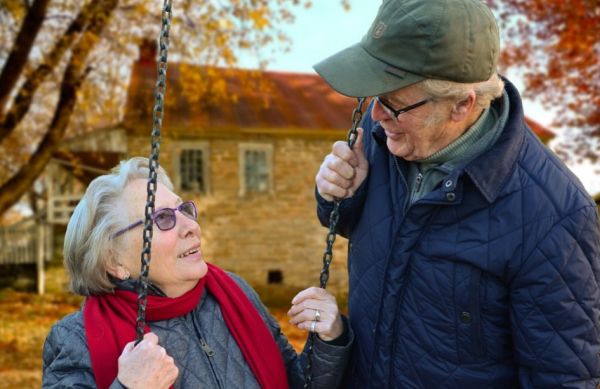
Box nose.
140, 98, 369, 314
179, 212, 201, 239
371, 98, 390, 122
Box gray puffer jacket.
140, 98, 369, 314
42, 273, 353, 388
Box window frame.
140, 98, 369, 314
238, 142, 273, 197
173, 141, 211, 195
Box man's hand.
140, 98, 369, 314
316, 128, 368, 201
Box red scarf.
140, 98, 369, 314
84, 263, 288, 389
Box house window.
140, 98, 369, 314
267, 269, 283, 284
180, 150, 205, 192
239, 143, 273, 196
173, 142, 210, 194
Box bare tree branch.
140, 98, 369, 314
0, 0, 119, 215
0, 0, 50, 114
0, 0, 97, 143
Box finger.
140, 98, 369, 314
316, 180, 352, 201
331, 141, 359, 167
326, 155, 356, 180
298, 319, 320, 333
288, 298, 338, 324
320, 167, 354, 190
167, 364, 179, 384
121, 341, 135, 356
288, 297, 326, 316
353, 128, 367, 164
289, 307, 326, 325
291, 287, 328, 305
165, 355, 175, 366
143, 332, 159, 345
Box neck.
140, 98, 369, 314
161, 280, 199, 298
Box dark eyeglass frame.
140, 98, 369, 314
375, 96, 430, 120
110, 201, 198, 239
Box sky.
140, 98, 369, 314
239, 1, 599, 196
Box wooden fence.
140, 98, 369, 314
0, 217, 52, 294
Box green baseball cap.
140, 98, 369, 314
314, 0, 500, 97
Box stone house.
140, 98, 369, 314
36, 45, 556, 297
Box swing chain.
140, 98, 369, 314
135, 0, 173, 344
304, 97, 366, 388
319, 97, 365, 289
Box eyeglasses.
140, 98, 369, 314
111, 201, 198, 239
375, 96, 430, 120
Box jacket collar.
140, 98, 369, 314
463, 78, 526, 203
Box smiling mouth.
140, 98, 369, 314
385, 130, 404, 138
178, 248, 200, 258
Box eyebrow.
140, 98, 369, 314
384, 95, 409, 107
155, 197, 183, 210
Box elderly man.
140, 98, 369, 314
314, 0, 600, 387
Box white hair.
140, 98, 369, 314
64, 157, 173, 296
419, 72, 505, 111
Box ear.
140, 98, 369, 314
106, 262, 130, 280
450, 90, 477, 121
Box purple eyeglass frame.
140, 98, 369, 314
110, 201, 197, 239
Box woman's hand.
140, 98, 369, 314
117, 332, 179, 389
288, 286, 344, 341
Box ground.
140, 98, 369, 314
0, 266, 310, 388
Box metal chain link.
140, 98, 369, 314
303, 97, 366, 388
135, 0, 173, 345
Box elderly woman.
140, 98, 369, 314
42, 157, 352, 389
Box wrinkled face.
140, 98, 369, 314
371, 84, 453, 161
115, 179, 207, 297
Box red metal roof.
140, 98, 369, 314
123, 53, 554, 141
123, 62, 360, 135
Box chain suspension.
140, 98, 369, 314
135, 0, 173, 344
303, 97, 366, 387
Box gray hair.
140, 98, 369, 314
419, 72, 505, 111
64, 157, 173, 296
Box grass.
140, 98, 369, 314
0, 266, 311, 388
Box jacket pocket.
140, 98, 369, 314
454, 263, 486, 361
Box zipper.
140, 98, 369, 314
191, 313, 223, 388
393, 156, 410, 211
415, 171, 423, 193
199, 337, 215, 357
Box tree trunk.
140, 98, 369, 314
0, 0, 120, 216
0, 0, 51, 116
0, 1, 98, 143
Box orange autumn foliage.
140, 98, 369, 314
486, 0, 600, 162
0, 0, 325, 217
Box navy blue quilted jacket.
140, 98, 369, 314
316, 79, 600, 388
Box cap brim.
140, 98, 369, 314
313, 43, 425, 98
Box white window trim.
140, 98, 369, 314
172, 140, 210, 194
238, 142, 274, 197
